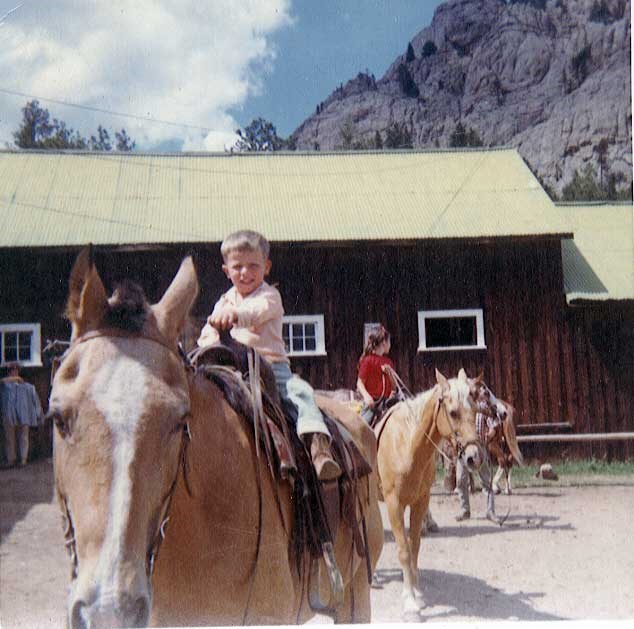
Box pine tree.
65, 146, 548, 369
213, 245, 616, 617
13, 100, 134, 151
406, 42, 416, 63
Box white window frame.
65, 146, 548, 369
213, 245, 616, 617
282, 315, 326, 357
417, 309, 486, 352
0, 323, 43, 367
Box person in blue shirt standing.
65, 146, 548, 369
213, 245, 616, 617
0, 363, 44, 468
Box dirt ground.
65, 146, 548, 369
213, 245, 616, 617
1, 458, 633, 627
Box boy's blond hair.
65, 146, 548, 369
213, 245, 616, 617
220, 230, 270, 261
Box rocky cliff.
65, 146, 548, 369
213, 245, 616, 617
291, 0, 632, 195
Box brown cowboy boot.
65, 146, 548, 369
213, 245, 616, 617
310, 433, 342, 481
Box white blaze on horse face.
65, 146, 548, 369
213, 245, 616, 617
90, 353, 151, 591
449, 378, 473, 412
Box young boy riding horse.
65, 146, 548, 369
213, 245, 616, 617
198, 230, 341, 481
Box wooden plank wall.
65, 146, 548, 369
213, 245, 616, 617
270, 241, 633, 461
1, 241, 632, 462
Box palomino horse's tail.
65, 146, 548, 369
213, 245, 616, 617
502, 402, 524, 466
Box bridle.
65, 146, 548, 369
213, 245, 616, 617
53, 327, 193, 582
432, 391, 481, 464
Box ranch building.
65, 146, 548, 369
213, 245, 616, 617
0, 148, 632, 463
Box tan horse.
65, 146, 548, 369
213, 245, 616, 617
50, 249, 383, 628
375, 370, 482, 616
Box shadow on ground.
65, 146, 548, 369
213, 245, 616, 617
373, 567, 564, 621
382, 513, 574, 543
0, 458, 55, 538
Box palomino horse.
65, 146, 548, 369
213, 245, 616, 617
374, 370, 482, 616
50, 249, 383, 628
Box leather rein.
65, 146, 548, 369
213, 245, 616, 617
54, 328, 193, 582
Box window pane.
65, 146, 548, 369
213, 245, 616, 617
425, 316, 477, 348
282, 316, 324, 355
5, 331, 17, 349
18, 332, 32, 361
4, 332, 18, 362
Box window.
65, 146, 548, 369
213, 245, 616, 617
282, 315, 326, 357
417, 309, 486, 351
0, 323, 43, 367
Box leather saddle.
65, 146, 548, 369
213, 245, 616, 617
189, 332, 374, 602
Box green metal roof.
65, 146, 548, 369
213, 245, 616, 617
0, 148, 570, 248
560, 202, 634, 303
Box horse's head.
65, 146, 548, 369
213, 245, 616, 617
434, 369, 482, 472
50, 247, 198, 629
461, 368, 507, 422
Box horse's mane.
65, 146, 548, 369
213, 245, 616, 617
104, 280, 149, 332
407, 386, 438, 422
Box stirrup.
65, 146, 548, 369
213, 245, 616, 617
308, 541, 344, 613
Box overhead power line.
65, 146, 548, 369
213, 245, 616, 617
0, 3, 23, 26
0, 86, 214, 133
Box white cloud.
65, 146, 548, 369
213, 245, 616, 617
0, 0, 293, 150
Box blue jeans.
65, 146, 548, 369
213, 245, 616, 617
456, 454, 495, 514
360, 403, 375, 424
270, 362, 330, 437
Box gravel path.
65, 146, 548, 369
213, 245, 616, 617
1, 459, 633, 626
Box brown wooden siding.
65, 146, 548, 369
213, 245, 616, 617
1, 241, 632, 462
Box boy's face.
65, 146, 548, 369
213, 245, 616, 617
222, 248, 271, 298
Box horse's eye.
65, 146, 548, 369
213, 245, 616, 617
449, 409, 459, 420
170, 412, 191, 436
48, 410, 71, 439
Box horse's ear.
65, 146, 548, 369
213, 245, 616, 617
458, 368, 468, 382
153, 256, 199, 342
435, 368, 450, 394
66, 246, 108, 339
475, 370, 484, 383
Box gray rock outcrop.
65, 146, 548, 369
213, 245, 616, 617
291, 0, 632, 195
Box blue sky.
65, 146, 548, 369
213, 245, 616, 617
0, 1, 443, 150
234, 1, 443, 137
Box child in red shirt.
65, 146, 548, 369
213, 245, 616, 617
356, 325, 396, 424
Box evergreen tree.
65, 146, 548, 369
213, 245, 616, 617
384, 122, 413, 149
234, 117, 284, 151
374, 130, 383, 150
595, 137, 609, 189
397, 64, 420, 98
561, 164, 605, 201
13, 100, 134, 151
449, 122, 483, 147
338, 120, 355, 150
421, 40, 437, 58
561, 163, 632, 201
405, 42, 416, 63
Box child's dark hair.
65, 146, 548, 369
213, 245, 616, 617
359, 325, 390, 366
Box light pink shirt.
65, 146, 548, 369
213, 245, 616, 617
197, 282, 289, 364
